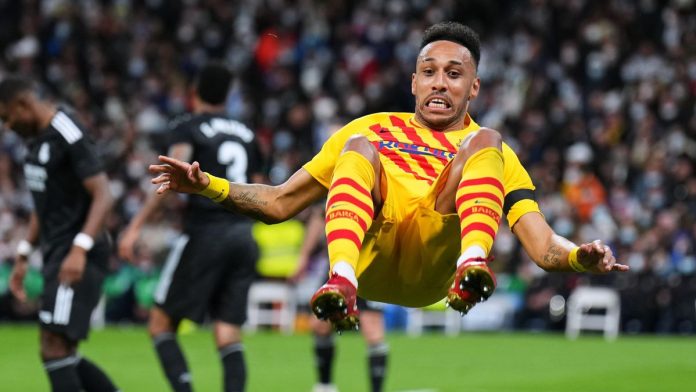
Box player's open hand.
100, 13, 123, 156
150, 155, 210, 195
578, 240, 629, 273
9, 257, 28, 302
118, 226, 139, 262
59, 247, 87, 285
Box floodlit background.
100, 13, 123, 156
1, 0, 695, 391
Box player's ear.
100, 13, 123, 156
468, 77, 481, 101
411, 73, 416, 96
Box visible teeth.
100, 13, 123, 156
428, 98, 448, 108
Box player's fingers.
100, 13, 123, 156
579, 242, 593, 256
189, 161, 201, 181
151, 173, 171, 185
12, 288, 26, 302
149, 164, 172, 174
602, 245, 615, 270
9, 280, 26, 302
118, 244, 132, 261
592, 239, 604, 253
612, 263, 630, 272
156, 182, 171, 194
157, 155, 184, 167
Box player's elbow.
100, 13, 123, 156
256, 213, 285, 225
255, 194, 293, 225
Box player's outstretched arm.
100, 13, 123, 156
512, 212, 629, 273
150, 155, 327, 224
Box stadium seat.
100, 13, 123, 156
406, 298, 461, 336
245, 220, 305, 334
246, 281, 297, 334
460, 293, 518, 331
565, 286, 621, 341
90, 295, 106, 330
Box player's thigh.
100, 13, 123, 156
40, 256, 106, 343
154, 233, 222, 323
358, 298, 385, 344
210, 224, 259, 326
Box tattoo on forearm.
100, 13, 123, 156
228, 191, 269, 220
542, 244, 563, 269
232, 191, 268, 207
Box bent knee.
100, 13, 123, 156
460, 128, 502, 155
40, 330, 75, 359
148, 308, 176, 338
342, 134, 379, 164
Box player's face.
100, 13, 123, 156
412, 40, 480, 132
0, 96, 39, 137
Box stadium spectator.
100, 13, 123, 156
1, 76, 118, 391
118, 62, 263, 392
149, 21, 628, 332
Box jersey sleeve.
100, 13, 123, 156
67, 135, 105, 180
501, 143, 542, 227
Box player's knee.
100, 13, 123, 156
312, 319, 333, 336
214, 322, 242, 348
341, 134, 379, 166
147, 309, 176, 338
360, 314, 385, 344
39, 330, 75, 360
459, 128, 502, 157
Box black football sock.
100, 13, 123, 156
367, 342, 389, 392
219, 342, 246, 392
76, 356, 119, 392
43, 355, 82, 392
153, 332, 192, 392
314, 334, 335, 385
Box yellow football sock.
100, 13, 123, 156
325, 151, 375, 272
456, 147, 504, 256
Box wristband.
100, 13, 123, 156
73, 232, 94, 251
568, 246, 585, 272
197, 172, 230, 203
17, 240, 33, 257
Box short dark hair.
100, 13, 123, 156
420, 22, 481, 69
195, 62, 233, 105
0, 76, 35, 104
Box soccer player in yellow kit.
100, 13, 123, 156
150, 21, 629, 331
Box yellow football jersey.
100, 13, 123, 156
304, 112, 540, 306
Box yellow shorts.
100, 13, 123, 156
355, 165, 460, 307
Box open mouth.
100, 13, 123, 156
425, 96, 451, 110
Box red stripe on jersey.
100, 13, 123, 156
460, 222, 497, 240
327, 193, 374, 219
389, 115, 448, 167
458, 205, 501, 224
325, 209, 368, 232
430, 130, 458, 155
330, 177, 372, 199
455, 192, 503, 209
327, 229, 362, 250
409, 115, 467, 155
457, 177, 505, 195
370, 124, 434, 184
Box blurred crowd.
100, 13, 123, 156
1, 0, 695, 334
